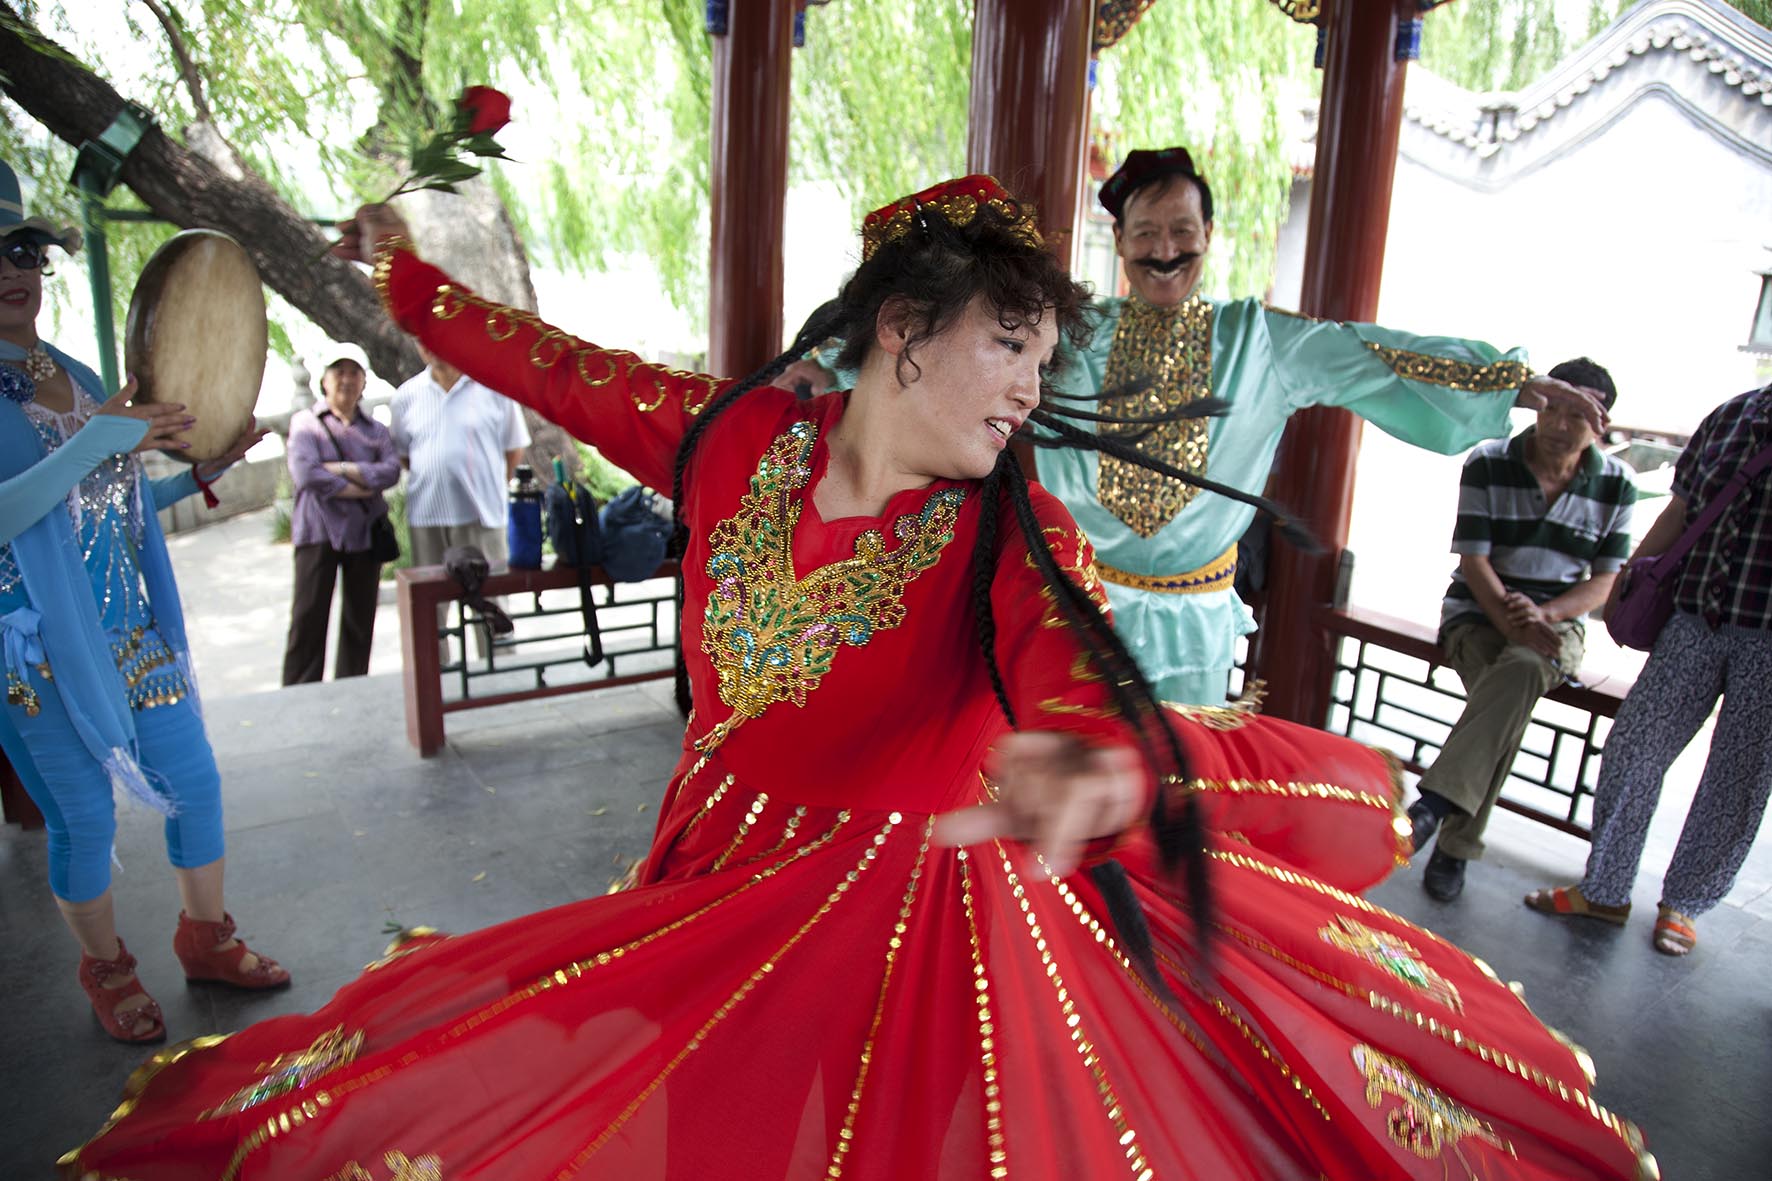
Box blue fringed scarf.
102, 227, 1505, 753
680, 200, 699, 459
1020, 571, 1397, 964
0, 340, 195, 814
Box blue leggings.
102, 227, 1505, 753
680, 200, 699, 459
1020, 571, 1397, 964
6, 681, 225, 903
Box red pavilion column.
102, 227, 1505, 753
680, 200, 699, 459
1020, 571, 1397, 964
1254, 0, 1415, 724
967, 0, 1095, 257
707, 0, 795, 378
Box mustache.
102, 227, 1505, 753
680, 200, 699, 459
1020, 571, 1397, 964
1132, 252, 1202, 275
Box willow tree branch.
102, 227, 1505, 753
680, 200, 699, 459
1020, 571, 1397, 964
136, 0, 210, 122
0, 2, 421, 385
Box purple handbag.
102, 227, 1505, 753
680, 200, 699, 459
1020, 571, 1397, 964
1607, 439, 1772, 650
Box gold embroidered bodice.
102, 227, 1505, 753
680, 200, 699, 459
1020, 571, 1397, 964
1095, 295, 1216, 537
700, 420, 966, 732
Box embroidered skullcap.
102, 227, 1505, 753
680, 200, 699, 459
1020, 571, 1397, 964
860, 175, 1042, 262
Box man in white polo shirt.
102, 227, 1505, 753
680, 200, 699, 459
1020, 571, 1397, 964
391, 343, 531, 657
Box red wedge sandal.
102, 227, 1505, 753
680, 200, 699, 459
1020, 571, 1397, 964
78, 938, 166, 1044
173, 911, 291, 990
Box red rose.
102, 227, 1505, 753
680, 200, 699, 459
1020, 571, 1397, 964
457, 87, 512, 136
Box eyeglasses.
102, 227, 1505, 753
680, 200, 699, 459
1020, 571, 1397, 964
1, 239, 49, 271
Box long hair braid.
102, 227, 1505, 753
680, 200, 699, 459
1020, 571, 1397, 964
969, 462, 1016, 728
1029, 409, 1319, 552
991, 454, 1213, 980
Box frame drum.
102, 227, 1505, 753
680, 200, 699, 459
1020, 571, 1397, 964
124, 229, 267, 463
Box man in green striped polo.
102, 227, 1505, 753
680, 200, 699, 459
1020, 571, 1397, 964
1406, 357, 1638, 902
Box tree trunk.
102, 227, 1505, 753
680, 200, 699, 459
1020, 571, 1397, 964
403, 184, 580, 478
0, 5, 420, 381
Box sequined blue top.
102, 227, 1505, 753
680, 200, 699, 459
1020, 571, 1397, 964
0, 387, 192, 711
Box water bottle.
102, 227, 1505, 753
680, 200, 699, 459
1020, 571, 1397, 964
506, 462, 543, 569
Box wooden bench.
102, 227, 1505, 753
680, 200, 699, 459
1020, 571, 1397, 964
397, 561, 679, 756
1321, 604, 1635, 837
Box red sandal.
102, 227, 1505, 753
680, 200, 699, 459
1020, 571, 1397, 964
1653, 906, 1697, 956
1522, 883, 1631, 926
174, 911, 291, 990
78, 938, 166, 1044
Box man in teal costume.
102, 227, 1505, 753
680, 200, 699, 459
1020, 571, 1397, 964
1043, 147, 1603, 704
784, 149, 1604, 704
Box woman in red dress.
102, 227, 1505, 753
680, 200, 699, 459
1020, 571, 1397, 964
60, 179, 1654, 1180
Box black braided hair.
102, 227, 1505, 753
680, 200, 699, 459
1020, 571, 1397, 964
968, 451, 1209, 988
1029, 409, 1320, 553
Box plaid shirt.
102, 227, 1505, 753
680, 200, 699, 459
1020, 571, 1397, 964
1672, 384, 1772, 631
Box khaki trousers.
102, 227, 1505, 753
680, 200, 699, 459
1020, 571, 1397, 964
1419, 617, 1584, 861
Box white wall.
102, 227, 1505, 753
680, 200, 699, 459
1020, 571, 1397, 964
1262, 88, 1770, 663
1378, 93, 1772, 436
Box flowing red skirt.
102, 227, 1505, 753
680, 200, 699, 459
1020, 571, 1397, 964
61, 712, 1653, 1180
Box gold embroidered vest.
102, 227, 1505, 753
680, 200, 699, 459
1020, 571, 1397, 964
1094, 295, 1216, 538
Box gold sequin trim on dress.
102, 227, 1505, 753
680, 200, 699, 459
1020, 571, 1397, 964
373, 237, 720, 416
210, 812, 859, 1181
702, 420, 964, 727
1214, 919, 1646, 1155
1044, 867, 1223, 1071
1095, 295, 1216, 537
364, 926, 442, 972
957, 850, 1009, 1178
1025, 523, 1111, 630
1168, 775, 1399, 814
1155, 946, 1334, 1125
1365, 343, 1529, 393
562, 814, 903, 1173
58, 1034, 232, 1171
826, 820, 933, 1178
1160, 680, 1266, 729
997, 845, 1155, 1179
708, 791, 770, 872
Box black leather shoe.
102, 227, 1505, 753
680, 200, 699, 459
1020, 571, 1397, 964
1422, 849, 1466, 902
1406, 800, 1440, 855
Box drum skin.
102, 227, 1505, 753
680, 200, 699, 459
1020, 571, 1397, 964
125, 229, 266, 462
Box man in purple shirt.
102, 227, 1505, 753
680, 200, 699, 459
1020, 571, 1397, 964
281, 349, 402, 683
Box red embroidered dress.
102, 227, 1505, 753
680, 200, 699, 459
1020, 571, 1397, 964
59, 247, 1652, 1181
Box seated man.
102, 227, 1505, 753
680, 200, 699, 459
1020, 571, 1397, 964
1406, 357, 1637, 901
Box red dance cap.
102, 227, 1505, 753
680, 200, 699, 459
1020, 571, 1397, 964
860, 175, 1042, 262
1098, 147, 1202, 220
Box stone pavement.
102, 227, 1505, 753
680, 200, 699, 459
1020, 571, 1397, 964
0, 510, 1768, 1179
162, 506, 405, 696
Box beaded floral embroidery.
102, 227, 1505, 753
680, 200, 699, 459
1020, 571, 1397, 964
1321, 915, 1463, 1013
321, 1150, 442, 1181
1353, 1044, 1509, 1163
700, 420, 964, 727
199, 1025, 364, 1119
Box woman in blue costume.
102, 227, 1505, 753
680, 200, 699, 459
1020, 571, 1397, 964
0, 160, 288, 1044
